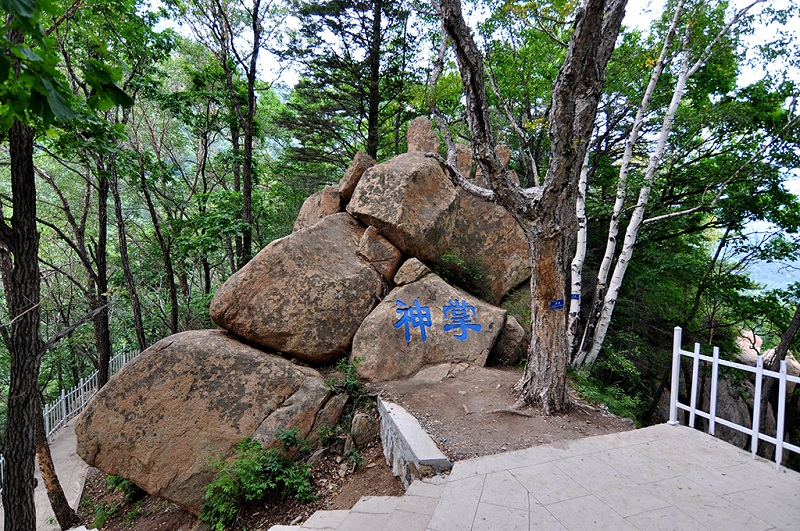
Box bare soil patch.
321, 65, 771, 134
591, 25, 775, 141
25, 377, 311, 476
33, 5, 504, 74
371, 363, 635, 460
78, 364, 633, 529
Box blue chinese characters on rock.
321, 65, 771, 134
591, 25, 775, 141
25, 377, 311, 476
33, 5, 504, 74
394, 299, 482, 342
443, 299, 482, 340
394, 299, 433, 342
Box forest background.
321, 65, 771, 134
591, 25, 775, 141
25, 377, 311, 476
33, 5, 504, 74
1, 0, 800, 459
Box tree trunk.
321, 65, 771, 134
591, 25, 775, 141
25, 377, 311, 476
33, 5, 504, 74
139, 165, 179, 334
439, 0, 627, 413
515, 230, 571, 413
111, 167, 147, 351
2, 117, 42, 531
574, 1, 683, 367
34, 394, 80, 530
575, 0, 764, 367
94, 171, 112, 387
567, 153, 589, 356
366, 0, 382, 160
757, 300, 800, 455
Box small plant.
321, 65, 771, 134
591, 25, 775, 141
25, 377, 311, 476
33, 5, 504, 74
122, 502, 144, 526
345, 447, 364, 466
92, 501, 119, 528
325, 356, 370, 413
433, 251, 490, 301
569, 369, 644, 425
200, 430, 316, 531
317, 424, 336, 444
107, 474, 145, 503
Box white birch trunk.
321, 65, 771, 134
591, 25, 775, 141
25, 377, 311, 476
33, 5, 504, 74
573, 2, 683, 367
577, 0, 765, 368
567, 152, 589, 356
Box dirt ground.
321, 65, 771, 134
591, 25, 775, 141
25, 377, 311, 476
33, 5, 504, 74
78, 364, 634, 529
372, 363, 635, 460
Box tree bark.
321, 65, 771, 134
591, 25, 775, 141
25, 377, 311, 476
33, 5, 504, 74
94, 170, 112, 386
139, 163, 179, 334
34, 394, 80, 530
2, 117, 42, 531
567, 153, 589, 355
111, 167, 147, 351
439, 0, 627, 413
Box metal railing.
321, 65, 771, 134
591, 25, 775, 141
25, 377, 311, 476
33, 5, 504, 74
668, 326, 800, 469
0, 349, 139, 501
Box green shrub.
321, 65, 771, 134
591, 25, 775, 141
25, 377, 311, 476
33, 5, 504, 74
200, 431, 316, 531
324, 356, 370, 413
107, 474, 145, 503
570, 369, 645, 426
433, 251, 490, 301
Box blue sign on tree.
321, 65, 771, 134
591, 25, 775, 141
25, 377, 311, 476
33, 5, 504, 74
394, 299, 432, 342
443, 299, 483, 340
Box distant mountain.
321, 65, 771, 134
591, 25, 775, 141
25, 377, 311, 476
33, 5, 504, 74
746, 260, 799, 290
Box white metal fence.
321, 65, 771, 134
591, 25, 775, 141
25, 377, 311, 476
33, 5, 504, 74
669, 326, 800, 469
0, 349, 139, 502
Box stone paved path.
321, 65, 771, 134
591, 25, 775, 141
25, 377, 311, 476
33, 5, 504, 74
0, 423, 89, 531
272, 424, 800, 530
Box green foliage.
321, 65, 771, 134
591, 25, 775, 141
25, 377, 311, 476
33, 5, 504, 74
324, 356, 369, 411
570, 370, 645, 426
200, 432, 315, 531
107, 474, 145, 503
345, 447, 364, 466
91, 501, 120, 528
433, 251, 490, 301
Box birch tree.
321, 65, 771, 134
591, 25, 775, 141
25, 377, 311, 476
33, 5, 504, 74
573, 0, 767, 368
436, 0, 627, 413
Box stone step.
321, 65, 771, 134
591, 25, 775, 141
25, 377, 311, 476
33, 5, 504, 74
302, 509, 351, 528
266, 476, 449, 531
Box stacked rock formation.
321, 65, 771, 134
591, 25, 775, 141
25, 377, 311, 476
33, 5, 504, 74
75, 116, 531, 514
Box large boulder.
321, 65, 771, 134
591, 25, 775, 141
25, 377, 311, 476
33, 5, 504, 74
357, 226, 402, 282
210, 213, 383, 363
488, 314, 527, 367
443, 189, 531, 303
407, 116, 440, 153
347, 152, 458, 262
293, 185, 342, 232
75, 330, 334, 514
351, 273, 506, 381
338, 151, 376, 202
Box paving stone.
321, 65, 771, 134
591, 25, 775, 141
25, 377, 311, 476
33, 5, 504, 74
723, 487, 800, 530
406, 478, 446, 498
510, 461, 588, 506
479, 470, 529, 510
448, 445, 564, 481
351, 495, 401, 514
426, 474, 484, 531
594, 446, 677, 484
472, 502, 528, 531
395, 494, 441, 515
302, 510, 350, 528
643, 476, 772, 530
335, 511, 390, 531
527, 495, 567, 531
545, 494, 638, 530
382, 509, 433, 531
554, 454, 637, 491
624, 505, 709, 531
591, 483, 671, 518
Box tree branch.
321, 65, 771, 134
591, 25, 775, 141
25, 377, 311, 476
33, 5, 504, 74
41, 304, 108, 354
